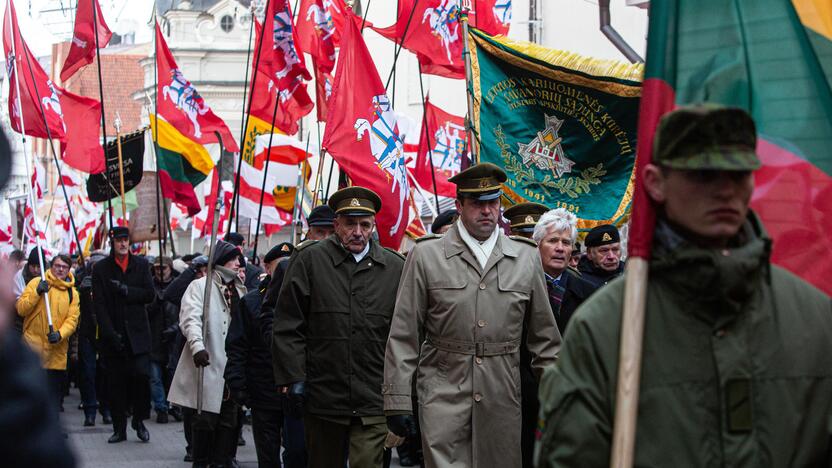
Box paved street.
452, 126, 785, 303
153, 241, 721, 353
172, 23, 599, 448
61, 386, 407, 467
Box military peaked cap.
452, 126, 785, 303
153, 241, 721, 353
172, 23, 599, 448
109, 226, 130, 239
503, 202, 548, 233
448, 163, 507, 200
328, 186, 382, 216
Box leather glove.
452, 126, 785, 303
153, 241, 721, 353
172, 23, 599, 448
36, 280, 50, 295
109, 279, 129, 297
284, 381, 306, 419
386, 414, 415, 438
193, 349, 211, 367
47, 330, 61, 344
108, 332, 125, 352
78, 275, 92, 291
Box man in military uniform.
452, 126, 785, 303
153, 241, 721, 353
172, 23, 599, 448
536, 105, 832, 466
503, 202, 549, 239
272, 187, 405, 468
383, 163, 560, 468
577, 224, 624, 289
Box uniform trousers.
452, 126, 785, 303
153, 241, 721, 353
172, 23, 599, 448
103, 353, 150, 433
304, 414, 387, 468
251, 407, 282, 468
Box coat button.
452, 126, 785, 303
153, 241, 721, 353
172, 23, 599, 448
479, 283, 486, 290
475, 357, 483, 365
714, 329, 726, 338
473, 393, 482, 402
477, 320, 486, 328
368, 262, 372, 267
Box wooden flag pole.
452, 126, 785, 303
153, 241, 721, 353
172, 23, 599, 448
114, 114, 127, 217
461, 0, 478, 165
417, 62, 441, 215
91, 0, 114, 229
610, 258, 649, 468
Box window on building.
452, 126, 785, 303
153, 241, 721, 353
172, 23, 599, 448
220, 15, 234, 33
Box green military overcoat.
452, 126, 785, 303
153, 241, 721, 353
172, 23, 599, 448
383, 223, 561, 468
272, 235, 405, 418
537, 214, 832, 467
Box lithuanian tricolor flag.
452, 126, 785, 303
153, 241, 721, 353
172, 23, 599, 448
151, 117, 214, 216
629, 0, 832, 296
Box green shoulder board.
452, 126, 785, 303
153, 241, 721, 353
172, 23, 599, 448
509, 235, 538, 247
383, 247, 406, 261
415, 233, 443, 243
295, 239, 319, 251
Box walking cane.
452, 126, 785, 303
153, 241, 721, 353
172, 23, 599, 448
196, 366, 204, 415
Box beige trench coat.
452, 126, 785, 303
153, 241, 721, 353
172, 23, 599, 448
383, 224, 561, 467
168, 272, 246, 414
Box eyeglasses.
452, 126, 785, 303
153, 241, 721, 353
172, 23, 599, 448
52, 264, 69, 271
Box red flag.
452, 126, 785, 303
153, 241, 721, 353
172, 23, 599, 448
59, 0, 112, 81
60, 92, 105, 173
412, 97, 465, 198
322, 12, 413, 249
295, 0, 347, 74
4, 0, 67, 139
257, 0, 313, 133
469, 0, 510, 36
156, 23, 239, 152
312, 59, 333, 121
370, 0, 465, 79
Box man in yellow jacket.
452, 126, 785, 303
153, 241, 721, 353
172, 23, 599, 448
16, 253, 80, 411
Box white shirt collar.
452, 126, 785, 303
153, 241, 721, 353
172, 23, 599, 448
351, 241, 371, 263
457, 220, 499, 269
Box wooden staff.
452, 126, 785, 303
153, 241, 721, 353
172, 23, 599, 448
461, 0, 478, 165
114, 114, 127, 217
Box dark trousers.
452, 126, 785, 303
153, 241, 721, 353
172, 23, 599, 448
251, 408, 283, 468
103, 353, 151, 433
520, 363, 538, 468
191, 398, 239, 465
78, 336, 110, 418
282, 412, 307, 468
45, 369, 66, 415
304, 414, 386, 468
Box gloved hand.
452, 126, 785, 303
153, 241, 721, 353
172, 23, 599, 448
231, 389, 250, 407
193, 349, 211, 367
386, 414, 415, 438
47, 330, 61, 344
284, 381, 306, 419
78, 275, 92, 291
36, 280, 50, 295
108, 332, 125, 352
109, 280, 129, 297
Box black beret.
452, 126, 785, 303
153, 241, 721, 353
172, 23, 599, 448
584, 225, 620, 248
308, 205, 335, 227
264, 242, 294, 263
430, 209, 458, 233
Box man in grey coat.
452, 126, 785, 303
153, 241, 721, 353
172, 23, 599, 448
383, 163, 561, 468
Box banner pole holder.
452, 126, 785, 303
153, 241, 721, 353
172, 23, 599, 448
461, 0, 478, 165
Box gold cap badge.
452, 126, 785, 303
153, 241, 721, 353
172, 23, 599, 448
602, 233, 612, 242
524, 215, 535, 224
281, 245, 290, 252
350, 198, 360, 207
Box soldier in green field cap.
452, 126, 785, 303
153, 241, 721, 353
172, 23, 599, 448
383, 163, 560, 468
503, 202, 549, 239
536, 104, 832, 467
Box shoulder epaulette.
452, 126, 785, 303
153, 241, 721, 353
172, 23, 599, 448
415, 233, 443, 243
509, 235, 538, 247
567, 266, 582, 277
295, 239, 319, 251
383, 247, 406, 261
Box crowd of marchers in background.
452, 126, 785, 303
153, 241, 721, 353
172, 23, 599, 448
0, 105, 830, 468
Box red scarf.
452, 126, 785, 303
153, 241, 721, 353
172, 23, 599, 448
114, 254, 129, 273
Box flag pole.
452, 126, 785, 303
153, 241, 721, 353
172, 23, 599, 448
417, 63, 440, 215
114, 115, 127, 216
383, 0, 418, 90
14, 15, 84, 262
152, 16, 166, 262
461, 0, 478, 166
250, 93, 284, 263
230, 1, 257, 231
290, 161, 303, 243
294, 138, 311, 245
230, 0, 272, 232
91, 0, 114, 229
6, 0, 55, 337
311, 121, 325, 206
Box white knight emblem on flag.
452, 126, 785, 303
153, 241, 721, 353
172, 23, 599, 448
431, 121, 465, 175
162, 68, 210, 138
42, 80, 66, 132
353, 95, 410, 236
422, 0, 460, 62
273, 9, 302, 79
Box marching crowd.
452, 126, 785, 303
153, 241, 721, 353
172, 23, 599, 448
0, 105, 830, 468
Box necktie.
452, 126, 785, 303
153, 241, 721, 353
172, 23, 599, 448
547, 277, 566, 319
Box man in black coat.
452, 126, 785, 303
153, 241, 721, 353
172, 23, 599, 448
148, 256, 179, 424
92, 227, 155, 444
75, 252, 111, 427
577, 224, 625, 290
225, 242, 294, 468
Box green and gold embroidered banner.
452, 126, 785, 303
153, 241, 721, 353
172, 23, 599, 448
469, 28, 643, 231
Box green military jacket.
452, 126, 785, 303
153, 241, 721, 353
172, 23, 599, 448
272, 234, 405, 418
537, 213, 832, 467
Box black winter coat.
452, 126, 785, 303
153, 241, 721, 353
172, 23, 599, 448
74, 266, 97, 341
577, 256, 625, 290
224, 276, 283, 410
148, 274, 179, 363
92, 254, 155, 357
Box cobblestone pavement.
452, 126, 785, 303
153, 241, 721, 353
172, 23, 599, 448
60, 386, 406, 467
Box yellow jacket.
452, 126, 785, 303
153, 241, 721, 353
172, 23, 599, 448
16, 270, 80, 370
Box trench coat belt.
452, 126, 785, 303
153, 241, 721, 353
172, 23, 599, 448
426, 336, 521, 357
